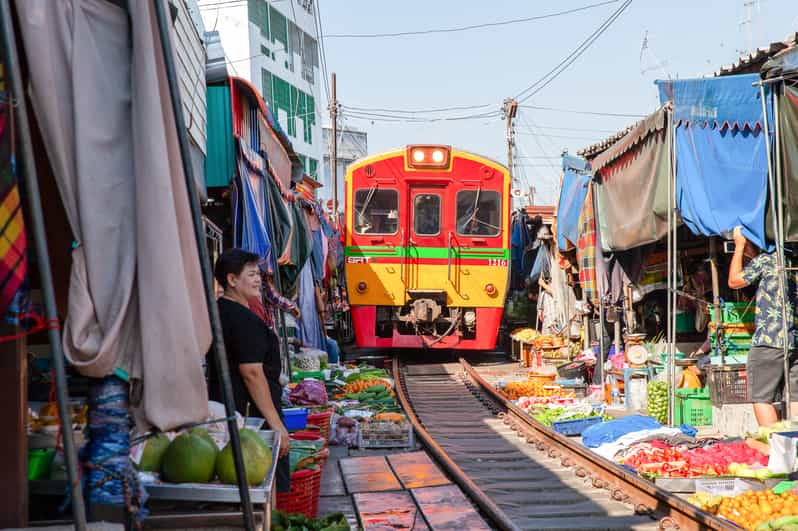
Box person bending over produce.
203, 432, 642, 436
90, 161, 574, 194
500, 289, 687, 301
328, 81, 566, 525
728, 227, 798, 426
207, 248, 291, 492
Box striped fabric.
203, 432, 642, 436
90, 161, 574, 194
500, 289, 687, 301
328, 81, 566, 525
577, 186, 596, 303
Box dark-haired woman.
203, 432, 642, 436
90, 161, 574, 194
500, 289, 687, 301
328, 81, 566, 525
207, 248, 290, 492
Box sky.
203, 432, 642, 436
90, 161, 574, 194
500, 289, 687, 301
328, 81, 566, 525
318, 0, 797, 204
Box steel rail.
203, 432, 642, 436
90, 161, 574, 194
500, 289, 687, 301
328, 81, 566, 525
457, 358, 739, 531
392, 357, 521, 531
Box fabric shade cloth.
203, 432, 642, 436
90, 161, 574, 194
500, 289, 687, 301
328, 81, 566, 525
592, 106, 671, 252
779, 86, 798, 242
577, 186, 597, 303
0, 95, 26, 315
233, 149, 272, 268
657, 74, 772, 250
16, 0, 212, 431
556, 169, 591, 250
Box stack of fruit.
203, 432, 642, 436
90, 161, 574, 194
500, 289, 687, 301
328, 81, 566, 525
647, 381, 668, 423
501, 380, 575, 401
622, 440, 769, 478
692, 489, 798, 530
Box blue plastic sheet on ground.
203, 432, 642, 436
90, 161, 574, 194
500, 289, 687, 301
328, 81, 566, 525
581, 414, 661, 448
556, 169, 591, 250
656, 74, 773, 250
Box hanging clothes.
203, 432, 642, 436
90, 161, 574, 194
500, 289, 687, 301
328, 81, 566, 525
297, 260, 325, 350
16, 0, 212, 431
0, 79, 26, 316
233, 149, 272, 267
577, 186, 597, 303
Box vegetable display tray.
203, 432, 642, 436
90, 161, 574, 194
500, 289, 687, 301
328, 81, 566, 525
551, 415, 602, 436
146, 430, 280, 504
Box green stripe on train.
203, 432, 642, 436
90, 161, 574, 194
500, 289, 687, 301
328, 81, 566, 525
345, 246, 510, 259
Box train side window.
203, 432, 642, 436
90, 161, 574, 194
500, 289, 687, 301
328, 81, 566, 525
354, 188, 399, 235
413, 194, 441, 236
456, 190, 501, 236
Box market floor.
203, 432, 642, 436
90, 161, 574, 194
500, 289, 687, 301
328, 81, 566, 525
316, 445, 491, 530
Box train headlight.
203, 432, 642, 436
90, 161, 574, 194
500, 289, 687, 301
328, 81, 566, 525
484, 283, 497, 296
357, 281, 368, 293
464, 310, 476, 327
406, 145, 451, 169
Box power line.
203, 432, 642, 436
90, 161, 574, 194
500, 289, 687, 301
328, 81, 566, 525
343, 103, 495, 114
516, 131, 603, 141
324, 0, 620, 39
519, 104, 646, 118
514, 0, 634, 103
315, 0, 331, 102
342, 108, 502, 123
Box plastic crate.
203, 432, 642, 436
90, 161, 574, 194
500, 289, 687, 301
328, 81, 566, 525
707, 364, 750, 405
306, 411, 333, 446
28, 448, 55, 480
710, 332, 752, 351
283, 407, 309, 431
674, 388, 713, 426
275, 467, 323, 518
291, 370, 325, 382
551, 415, 603, 436
708, 302, 755, 324
357, 420, 414, 449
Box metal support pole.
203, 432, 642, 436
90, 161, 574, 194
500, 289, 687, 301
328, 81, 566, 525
152, 3, 255, 528
330, 73, 338, 216
759, 83, 792, 419
708, 238, 723, 363
666, 112, 676, 426
0, 3, 87, 528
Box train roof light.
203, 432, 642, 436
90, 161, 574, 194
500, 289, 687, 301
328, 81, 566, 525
407, 145, 451, 169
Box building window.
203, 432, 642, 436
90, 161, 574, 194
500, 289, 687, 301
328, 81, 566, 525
308, 158, 318, 178
269, 4, 288, 50
248, 0, 270, 39
260, 45, 270, 59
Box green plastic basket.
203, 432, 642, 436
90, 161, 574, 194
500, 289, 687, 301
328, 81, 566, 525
28, 448, 55, 480
674, 387, 713, 426
708, 302, 755, 325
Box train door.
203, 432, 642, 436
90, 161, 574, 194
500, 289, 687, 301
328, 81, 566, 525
405, 186, 446, 292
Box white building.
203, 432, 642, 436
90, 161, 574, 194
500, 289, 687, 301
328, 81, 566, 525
322, 125, 368, 204
200, 0, 324, 181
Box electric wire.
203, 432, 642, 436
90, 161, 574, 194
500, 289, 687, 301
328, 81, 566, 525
324, 0, 620, 39
514, 0, 634, 103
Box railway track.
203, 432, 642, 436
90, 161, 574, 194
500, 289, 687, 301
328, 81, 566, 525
393, 356, 738, 531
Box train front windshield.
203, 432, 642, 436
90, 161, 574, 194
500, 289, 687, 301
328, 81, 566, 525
456, 190, 501, 236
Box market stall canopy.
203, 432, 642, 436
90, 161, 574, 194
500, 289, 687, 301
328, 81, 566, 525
556, 165, 591, 251
761, 44, 798, 79
591, 106, 671, 252
656, 74, 772, 250
15, 0, 212, 431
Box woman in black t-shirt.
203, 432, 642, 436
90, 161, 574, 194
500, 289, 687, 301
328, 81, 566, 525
208, 248, 290, 492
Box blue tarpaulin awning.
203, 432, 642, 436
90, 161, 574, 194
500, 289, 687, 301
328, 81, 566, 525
556, 168, 591, 250
656, 74, 773, 250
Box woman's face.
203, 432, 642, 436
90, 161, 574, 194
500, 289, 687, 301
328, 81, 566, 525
227, 262, 262, 300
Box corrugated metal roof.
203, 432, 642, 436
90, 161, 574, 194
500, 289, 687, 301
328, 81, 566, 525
576, 124, 635, 159
524, 205, 555, 224
714, 32, 798, 77
590, 105, 669, 173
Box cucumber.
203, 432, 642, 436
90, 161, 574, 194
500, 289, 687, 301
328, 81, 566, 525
366, 384, 388, 393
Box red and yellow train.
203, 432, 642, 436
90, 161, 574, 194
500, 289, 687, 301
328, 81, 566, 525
343, 145, 511, 350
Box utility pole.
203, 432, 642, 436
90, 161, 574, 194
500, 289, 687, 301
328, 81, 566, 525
503, 98, 518, 181
329, 72, 339, 220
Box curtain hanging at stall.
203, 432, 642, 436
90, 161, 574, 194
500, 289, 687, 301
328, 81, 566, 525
15, 0, 212, 431
778, 86, 798, 241
556, 169, 591, 250
577, 187, 597, 303
233, 150, 272, 266
592, 106, 672, 252
657, 74, 773, 250
296, 259, 325, 350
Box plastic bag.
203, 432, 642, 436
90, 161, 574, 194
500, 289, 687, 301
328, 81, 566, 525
330, 415, 359, 448
288, 380, 329, 406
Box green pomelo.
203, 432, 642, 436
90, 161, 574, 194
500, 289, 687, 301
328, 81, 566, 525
161, 431, 217, 483
189, 427, 218, 452
216, 430, 271, 486
139, 433, 170, 472
239, 428, 270, 453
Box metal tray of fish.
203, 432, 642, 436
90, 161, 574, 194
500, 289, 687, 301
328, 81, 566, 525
145, 430, 280, 504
